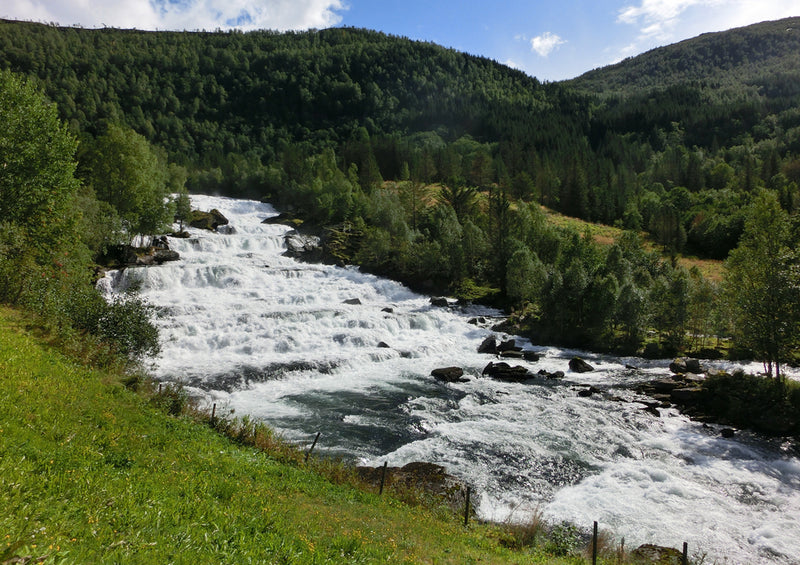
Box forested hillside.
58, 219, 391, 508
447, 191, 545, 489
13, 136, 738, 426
1, 17, 799, 365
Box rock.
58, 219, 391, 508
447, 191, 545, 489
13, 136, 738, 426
499, 350, 524, 359
685, 358, 703, 374
431, 367, 465, 383
568, 357, 594, 373
377, 341, 391, 348
669, 386, 704, 405
342, 298, 362, 305
498, 339, 521, 353
522, 351, 540, 362
189, 208, 229, 231
382, 307, 394, 314
284, 230, 322, 260
577, 386, 601, 398
631, 544, 683, 564
482, 362, 530, 381
477, 336, 498, 354
650, 379, 683, 393
430, 297, 449, 307
171, 230, 190, 238
537, 369, 565, 379
217, 224, 237, 235
468, 316, 487, 325
721, 428, 736, 438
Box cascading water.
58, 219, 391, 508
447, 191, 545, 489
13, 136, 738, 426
103, 194, 800, 564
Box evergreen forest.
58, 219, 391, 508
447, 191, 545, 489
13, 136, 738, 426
1, 16, 800, 371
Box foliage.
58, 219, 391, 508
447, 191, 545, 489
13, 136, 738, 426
723, 190, 800, 378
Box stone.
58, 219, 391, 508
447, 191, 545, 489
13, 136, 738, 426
482, 362, 530, 381
342, 298, 362, 305
430, 297, 449, 307
669, 386, 704, 404
431, 367, 465, 382
568, 357, 594, 373
189, 208, 229, 231
721, 428, 735, 438
522, 351, 540, 362
477, 336, 498, 354
377, 341, 391, 348
631, 544, 683, 564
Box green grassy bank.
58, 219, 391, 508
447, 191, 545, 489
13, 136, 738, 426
0, 307, 594, 564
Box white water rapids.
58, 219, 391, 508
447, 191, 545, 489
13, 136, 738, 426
102, 195, 800, 564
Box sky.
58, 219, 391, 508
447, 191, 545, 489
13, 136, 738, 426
2, 0, 798, 81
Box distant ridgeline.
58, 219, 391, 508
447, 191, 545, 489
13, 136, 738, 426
0, 18, 798, 236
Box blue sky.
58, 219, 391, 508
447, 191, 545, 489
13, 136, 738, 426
2, 1, 797, 80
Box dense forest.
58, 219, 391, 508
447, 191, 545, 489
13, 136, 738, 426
1, 17, 799, 372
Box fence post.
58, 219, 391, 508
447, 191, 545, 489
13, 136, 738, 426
464, 487, 471, 527
379, 461, 388, 495
305, 432, 320, 463
592, 521, 598, 565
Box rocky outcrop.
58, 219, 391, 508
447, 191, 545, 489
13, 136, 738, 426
482, 362, 531, 381
536, 369, 565, 380
189, 208, 229, 231
99, 239, 180, 268
568, 357, 594, 373
431, 367, 467, 383
430, 297, 450, 307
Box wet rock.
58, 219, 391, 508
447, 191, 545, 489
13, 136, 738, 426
568, 357, 594, 373
468, 316, 487, 325
537, 369, 565, 380
577, 386, 601, 397
377, 341, 391, 348
477, 336, 498, 354
669, 357, 703, 375
498, 339, 521, 353
431, 367, 465, 383
382, 307, 394, 314
721, 428, 736, 438
189, 208, 229, 231
631, 544, 683, 564
430, 297, 449, 307
482, 362, 530, 381
650, 379, 683, 393
522, 351, 540, 362
342, 298, 362, 305
284, 230, 323, 260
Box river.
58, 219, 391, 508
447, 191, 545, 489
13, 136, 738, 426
102, 194, 800, 564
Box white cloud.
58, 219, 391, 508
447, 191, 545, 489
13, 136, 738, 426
618, 0, 799, 41
1, 0, 347, 31
530, 31, 566, 57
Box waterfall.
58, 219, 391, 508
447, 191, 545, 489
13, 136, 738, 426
102, 194, 800, 564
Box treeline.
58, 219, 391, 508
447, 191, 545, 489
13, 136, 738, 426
1, 18, 799, 367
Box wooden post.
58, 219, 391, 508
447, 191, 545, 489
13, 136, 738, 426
592, 521, 598, 565
464, 487, 471, 527
682, 542, 688, 565
379, 461, 388, 495
305, 432, 320, 463
211, 403, 216, 424
158, 383, 162, 394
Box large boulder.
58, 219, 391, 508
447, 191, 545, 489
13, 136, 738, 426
477, 336, 498, 354
431, 367, 466, 383
669, 357, 703, 375
569, 357, 594, 373
189, 208, 229, 231
482, 362, 530, 381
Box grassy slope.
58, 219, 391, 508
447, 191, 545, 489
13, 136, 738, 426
0, 307, 582, 564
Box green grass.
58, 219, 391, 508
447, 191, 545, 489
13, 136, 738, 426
0, 306, 600, 564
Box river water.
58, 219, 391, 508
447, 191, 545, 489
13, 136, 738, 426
103, 194, 800, 564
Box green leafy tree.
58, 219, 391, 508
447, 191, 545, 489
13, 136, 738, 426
82, 124, 172, 241
723, 190, 800, 378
